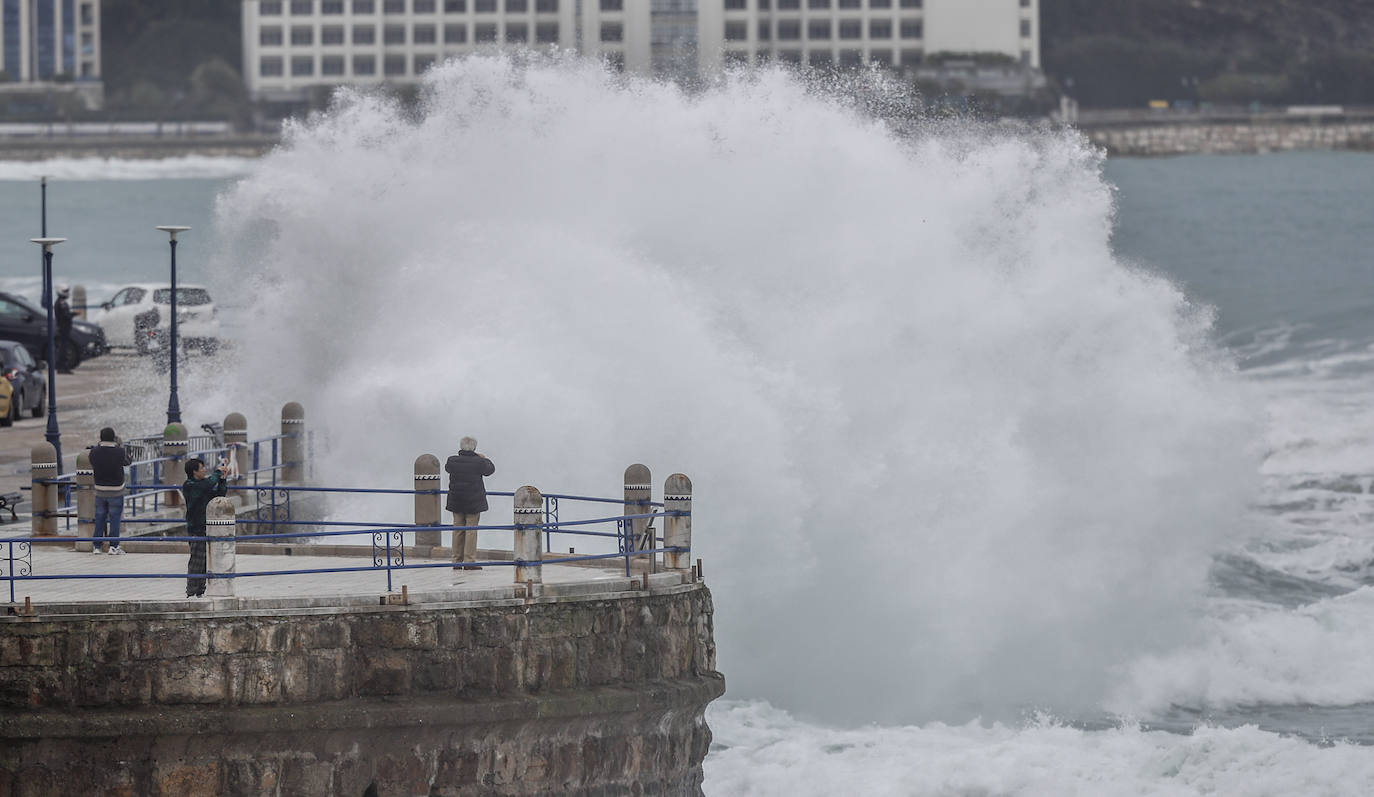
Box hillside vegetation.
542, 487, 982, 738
1042, 0, 1374, 107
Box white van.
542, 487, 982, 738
97, 284, 220, 355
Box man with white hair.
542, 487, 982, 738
445, 436, 495, 570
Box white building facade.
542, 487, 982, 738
241, 0, 1037, 101
1, 0, 101, 81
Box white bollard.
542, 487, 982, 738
663, 474, 693, 572
513, 486, 543, 586
206, 496, 236, 597
414, 454, 441, 550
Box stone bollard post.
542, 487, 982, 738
76, 451, 94, 551
513, 485, 543, 586
161, 423, 187, 507
223, 412, 250, 501
281, 402, 305, 483
30, 443, 58, 537
624, 464, 655, 572
206, 496, 237, 597
73, 285, 88, 320
414, 454, 442, 550
663, 474, 693, 572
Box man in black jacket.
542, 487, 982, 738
446, 436, 495, 570
54, 286, 74, 372
182, 457, 229, 597
88, 427, 133, 555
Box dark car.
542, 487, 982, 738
0, 290, 108, 369
0, 339, 46, 422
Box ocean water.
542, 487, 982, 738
4, 54, 1374, 794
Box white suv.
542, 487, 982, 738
97, 284, 221, 355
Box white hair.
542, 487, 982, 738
460, 436, 477, 452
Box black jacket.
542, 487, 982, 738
182, 471, 229, 533
88, 441, 133, 497
55, 296, 73, 332
445, 451, 495, 514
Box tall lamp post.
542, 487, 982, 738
31, 237, 66, 471
156, 226, 190, 425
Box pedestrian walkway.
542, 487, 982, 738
2, 546, 639, 607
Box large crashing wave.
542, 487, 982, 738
202, 53, 1261, 724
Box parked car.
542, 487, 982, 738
96, 284, 220, 355
0, 291, 108, 370
0, 340, 46, 422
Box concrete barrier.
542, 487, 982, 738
514, 485, 543, 586
664, 473, 693, 572
160, 422, 187, 507
29, 443, 57, 537
414, 453, 441, 549
281, 401, 305, 482
206, 496, 236, 597
624, 464, 655, 573
75, 452, 93, 552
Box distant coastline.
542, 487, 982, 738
0, 134, 279, 162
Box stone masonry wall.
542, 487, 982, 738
0, 584, 724, 797
1082, 120, 1374, 156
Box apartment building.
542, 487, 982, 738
241, 0, 1038, 101
1, 0, 101, 79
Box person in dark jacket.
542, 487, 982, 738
182, 457, 229, 597
445, 436, 494, 570
88, 427, 133, 555
54, 286, 74, 372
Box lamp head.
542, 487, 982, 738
30, 237, 66, 252
155, 225, 191, 241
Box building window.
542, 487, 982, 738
353, 24, 376, 42
808, 0, 829, 8
900, 47, 921, 64
757, 20, 771, 41
415, 0, 436, 10
838, 19, 860, 39
1020, 49, 1031, 64
724, 50, 749, 66
839, 49, 862, 66
384, 54, 407, 74
724, 21, 748, 41
291, 25, 314, 45
777, 19, 800, 40
777, 0, 798, 8
415, 53, 437, 71
322, 0, 344, 12
838, 0, 859, 6
292, 55, 315, 75
535, 21, 558, 42
445, 0, 466, 10
899, 0, 920, 6
1020, 0, 1030, 5
352, 0, 375, 11
475, 0, 495, 10
384, 24, 406, 43
777, 49, 802, 63
809, 50, 832, 66
80, 31, 94, 55
260, 56, 284, 75
536, 0, 557, 10
600, 22, 622, 42
724, 0, 746, 8
414, 23, 436, 42
444, 23, 467, 41
900, 19, 921, 38
475, 22, 497, 40
384, 0, 405, 12
869, 0, 890, 7
600, 0, 622, 10
260, 26, 284, 45
80, 2, 94, 25
322, 25, 345, 43
869, 18, 891, 38
807, 19, 830, 39
1020, 19, 1031, 37
322, 55, 345, 74
603, 51, 625, 71
354, 54, 376, 73
506, 0, 527, 11
505, 22, 527, 42
261, 0, 283, 13
869, 48, 891, 65
290, 0, 313, 13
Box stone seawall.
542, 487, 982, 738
0, 583, 724, 796
1080, 119, 1374, 156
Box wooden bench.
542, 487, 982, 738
0, 491, 23, 522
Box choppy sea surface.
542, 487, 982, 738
4, 56, 1374, 795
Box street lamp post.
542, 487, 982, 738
155, 226, 190, 425
31, 237, 66, 471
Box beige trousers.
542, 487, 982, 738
451, 512, 481, 563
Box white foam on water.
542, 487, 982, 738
0, 155, 258, 181
197, 53, 1262, 724
704, 699, 1374, 796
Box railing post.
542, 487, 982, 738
624, 463, 655, 572
663, 474, 693, 572
223, 411, 249, 500
75, 451, 94, 551
281, 401, 305, 482
161, 423, 187, 507
206, 496, 236, 597
73, 284, 87, 320
513, 485, 543, 586
414, 454, 441, 551
30, 443, 58, 537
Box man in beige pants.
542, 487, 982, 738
445, 436, 495, 570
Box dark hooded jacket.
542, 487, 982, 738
182, 470, 229, 533
445, 451, 495, 514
